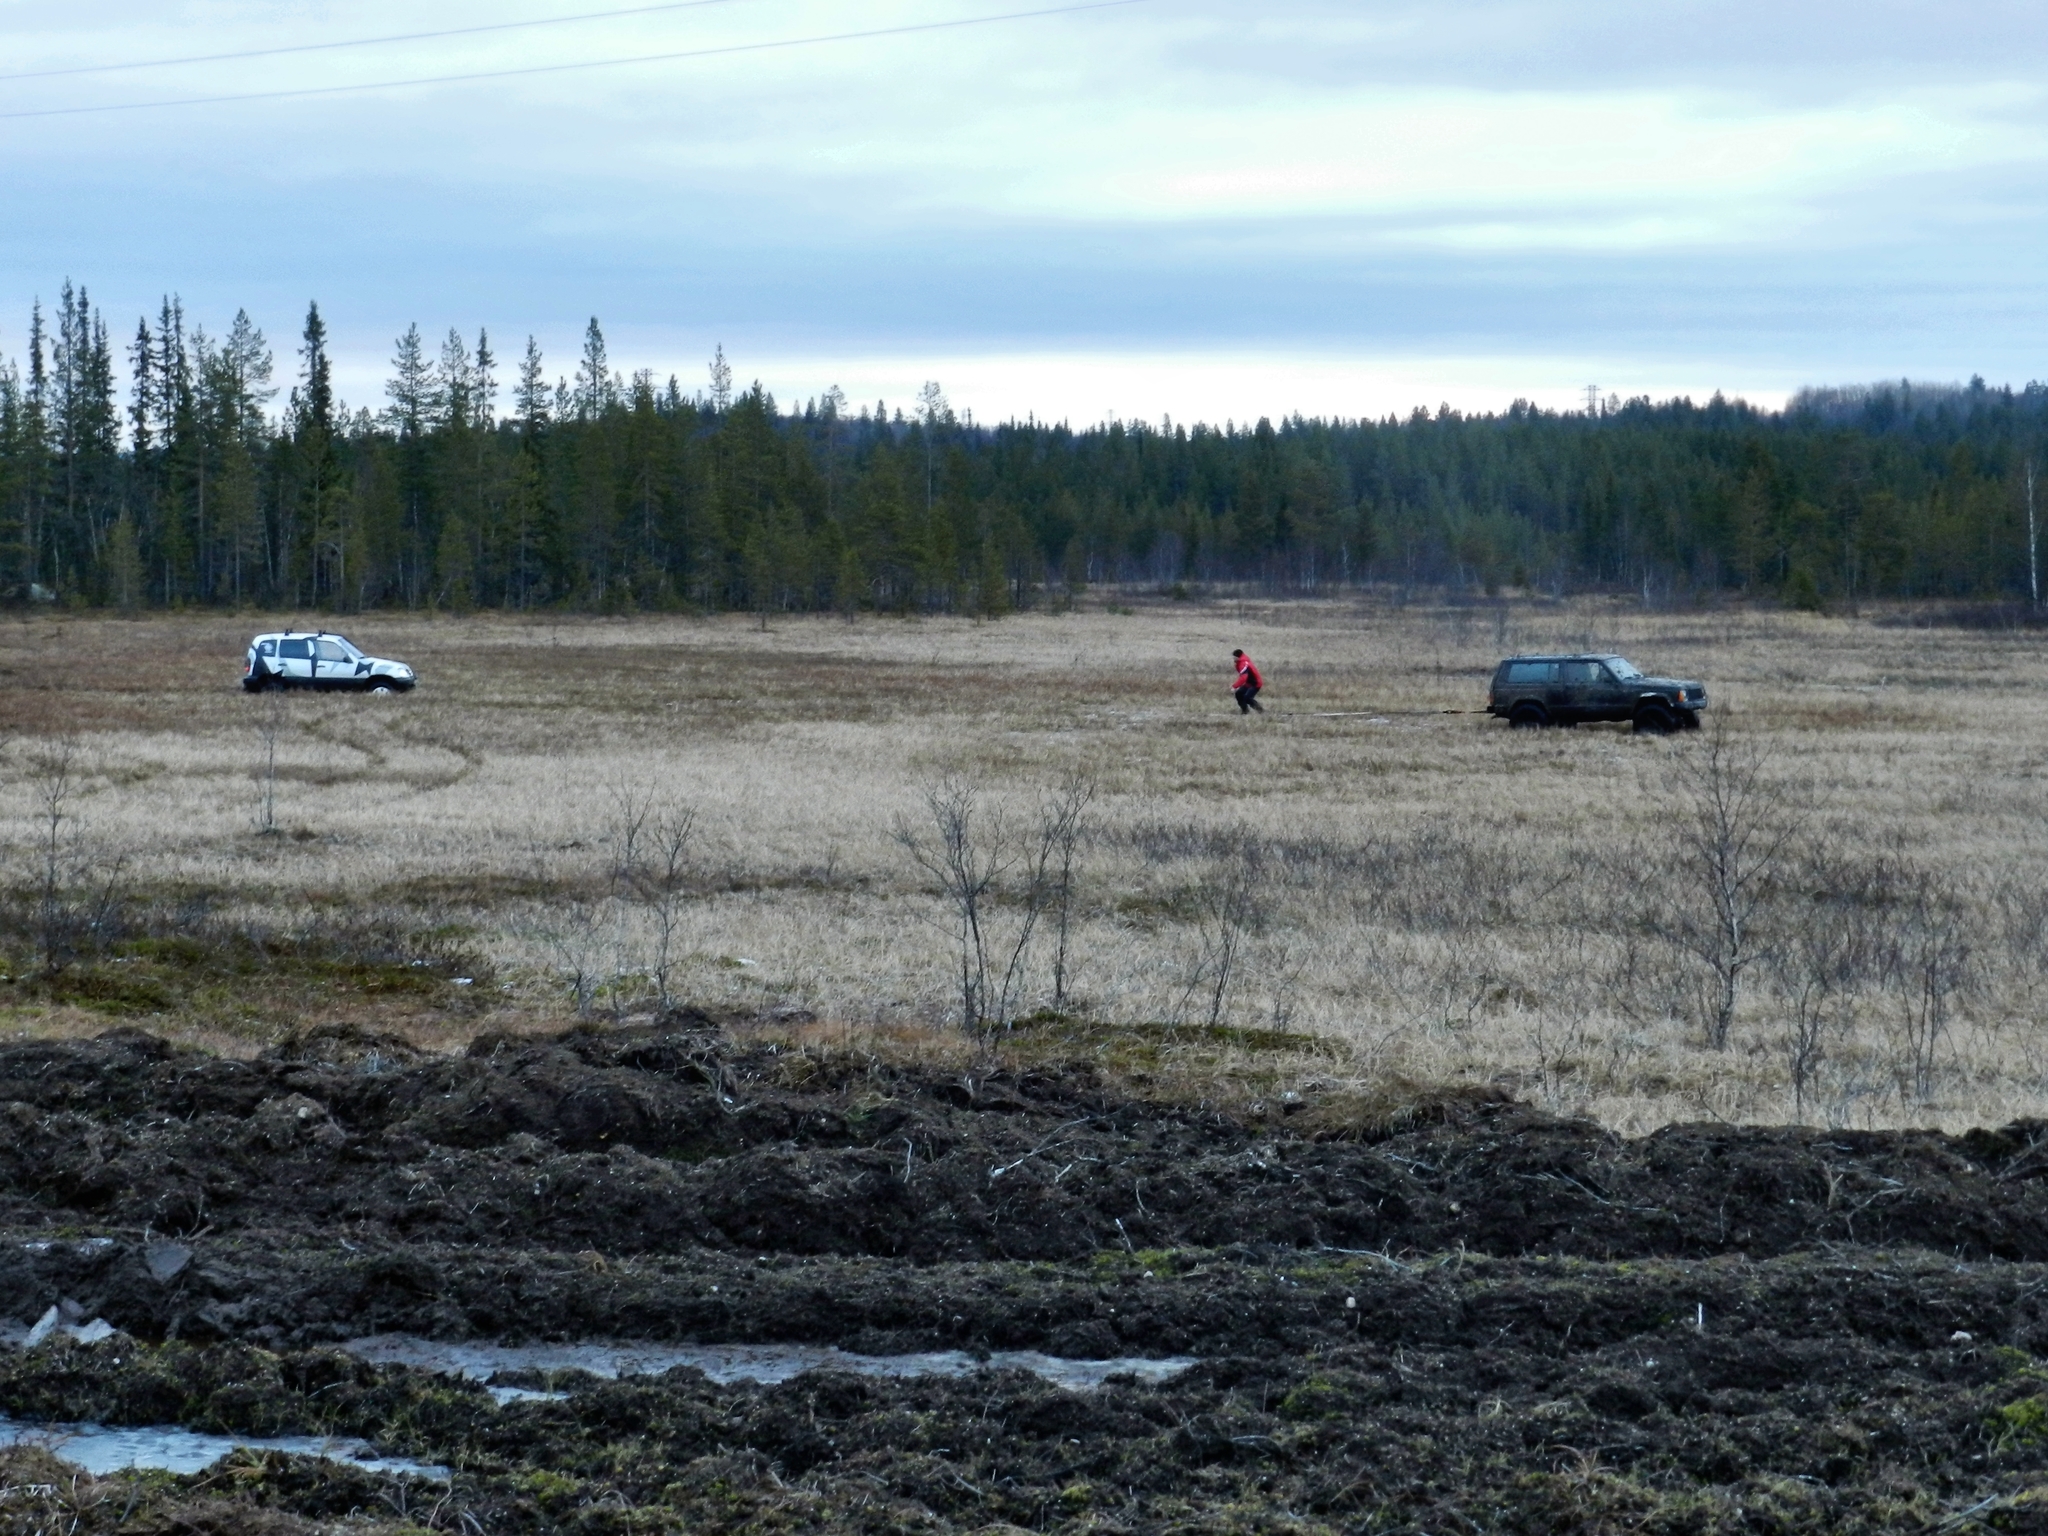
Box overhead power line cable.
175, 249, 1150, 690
0, 0, 1154, 120
0, 0, 766, 83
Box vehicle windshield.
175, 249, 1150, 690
1603, 656, 1642, 679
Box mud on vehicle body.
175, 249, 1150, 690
242, 631, 416, 694
1487, 652, 1706, 734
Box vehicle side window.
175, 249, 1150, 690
1601, 664, 1628, 684
1560, 661, 1599, 685
279, 638, 311, 661
316, 639, 348, 662
1504, 661, 1554, 685
258, 640, 275, 657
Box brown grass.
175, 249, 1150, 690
2, 595, 2046, 1131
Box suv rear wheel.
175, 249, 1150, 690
1509, 703, 1547, 729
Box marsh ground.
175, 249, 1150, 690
6, 596, 2048, 1532
0, 593, 2044, 1131
8, 1020, 2048, 1535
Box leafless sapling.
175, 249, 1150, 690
1771, 888, 1862, 1120
1659, 715, 1806, 1050
630, 802, 697, 1013
1175, 834, 1267, 1030
1040, 772, 1095, 1012
26, 739, 125, 975
896, 777, 1012, 1033
595, 781, 700, 1013
1881, 876, 1971, 1106
254, 691, 283, 835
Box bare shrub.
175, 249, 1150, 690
1656, 716, 1807, 1050
254, 692, 283, 836
1879, 874, 1972, 1106
896, 778, 1009, 1032
527, 892, 615, 1019
24, 740, 126, 976
1041, 773, 1094, 1011
607, 783, 697, 1012
519, 784, 699, 1019
1174, 833, 1268, 1029
1771, 885, 1865, 1120
643, 811, 698, 1012
894, 774, 1092, 1033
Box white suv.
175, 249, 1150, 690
242, 631, 417, 694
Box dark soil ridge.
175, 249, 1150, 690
7, 1252, 2048, 1536
15, 1024, 2048, 1532
7, 1232, 2048, 1361
5, 1022, 2048, 1263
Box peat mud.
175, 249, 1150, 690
7, 1022, 2048, 1532
4, 1021, 2048, 1261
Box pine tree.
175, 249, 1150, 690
385, 323, 435, 437
438, 328, 473, 430
472, 329, 496, 429
127, 318, 157, 459
106, 511, 141, 612
292, 302, 348, 604
203, 310, 272, 602
150, 296, 195, 601
575, 318, 612, 420
16, 303, 49, 587
515, 337, 549, 437
708, 345, 732, 413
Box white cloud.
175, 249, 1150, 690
4, 0, 2048, 396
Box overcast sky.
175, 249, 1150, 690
2, 0, 2044, 425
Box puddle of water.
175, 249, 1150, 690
345, 1336, 1195, 1392
18, 1238, 116, 1256
0, 1417, 448, 1480
486, 1386, 569, 1405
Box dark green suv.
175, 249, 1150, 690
1486, 653, 1707, 733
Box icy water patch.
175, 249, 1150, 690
0, 1417, 449, 1479
345, 1335, 1196, 1391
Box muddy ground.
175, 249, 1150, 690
7, 1023, 2048, 1533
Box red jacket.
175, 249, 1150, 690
1234, 655, 1262, 689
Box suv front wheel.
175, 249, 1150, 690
1633, 703, 1676, 735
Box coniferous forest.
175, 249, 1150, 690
4, 286, 2048, 614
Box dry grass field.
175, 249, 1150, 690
0, 594, 2044, 1134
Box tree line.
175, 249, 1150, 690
1, 288, 2046, 614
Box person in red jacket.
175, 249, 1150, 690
1230, 648, 1264, 713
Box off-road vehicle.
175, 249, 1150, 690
1486, 653, 1705, 733
242, 631, 416, 693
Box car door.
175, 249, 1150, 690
313, 636, 357, 689
1501, 659, 1556, 716
274, 636, 314, 686
1591, 662, 1631, 720
1555, 660, 1600, 720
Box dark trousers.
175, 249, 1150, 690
1235, 684, 1263, 713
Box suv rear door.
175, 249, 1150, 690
275, 636, 314, 685
1500, 658, 1557, 717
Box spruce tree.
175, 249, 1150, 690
515, 338, 549, 437
575, 318, 611, 420
292, 302, 347, 604
472, 330, 496, 429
